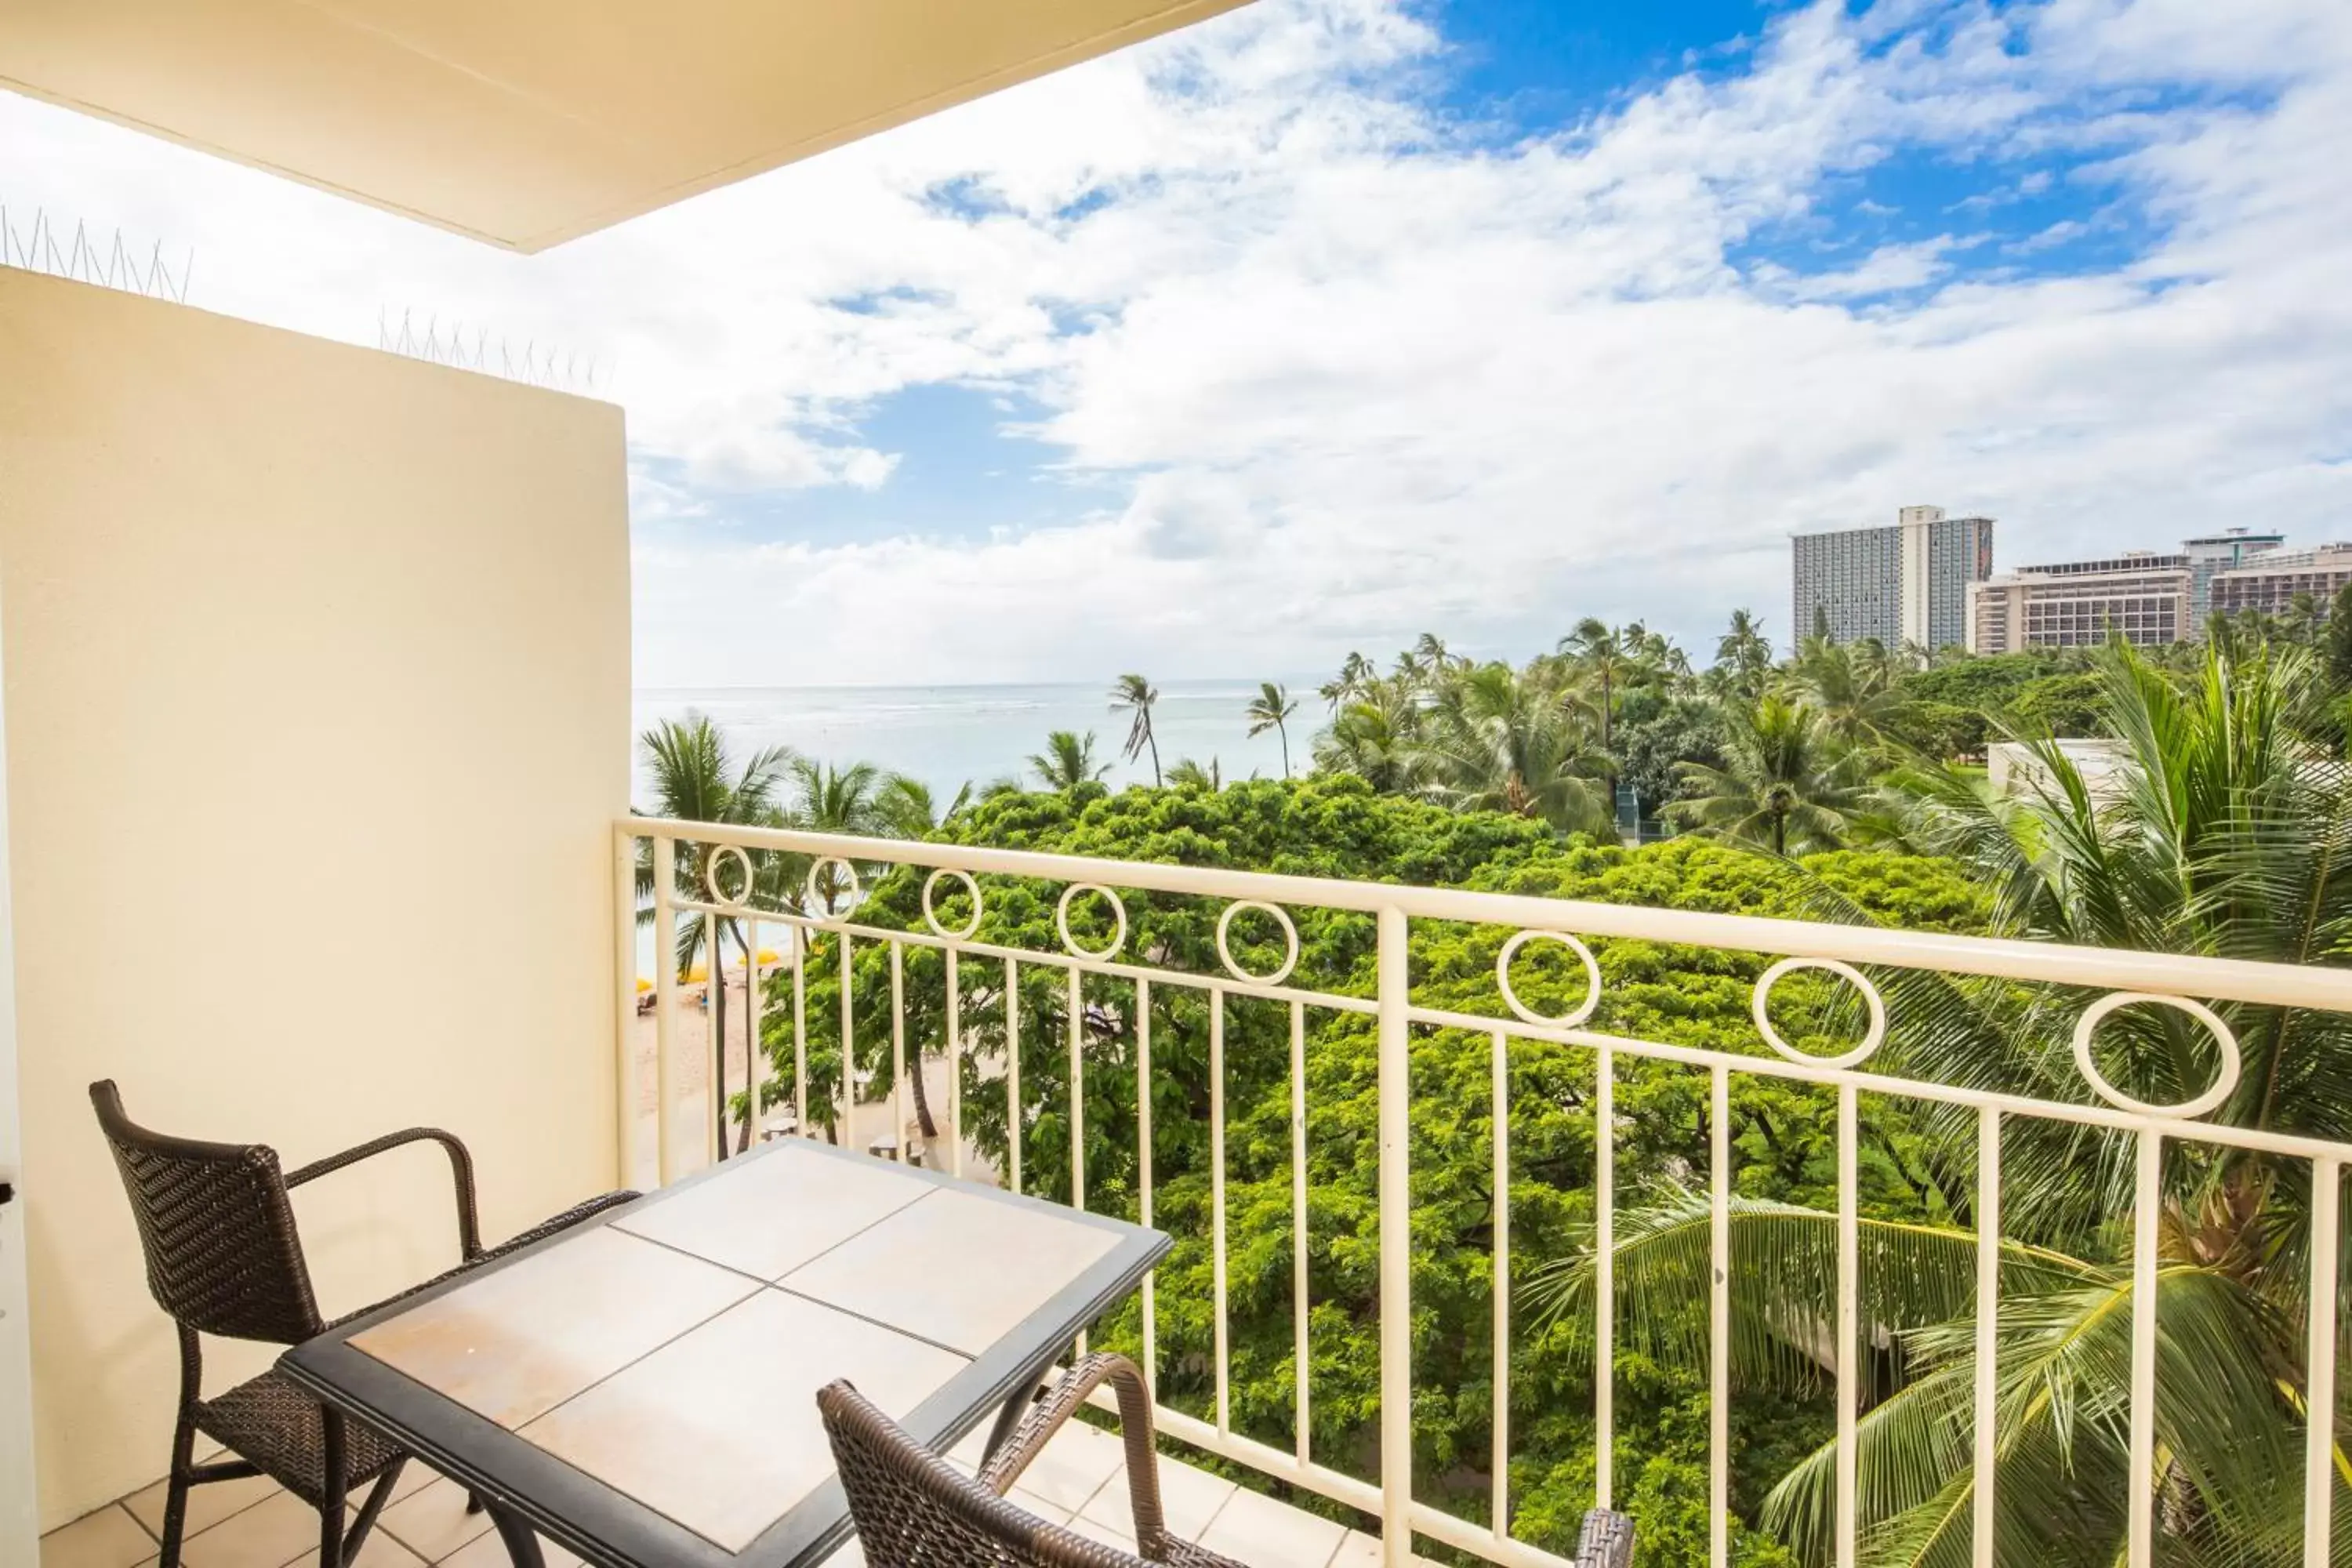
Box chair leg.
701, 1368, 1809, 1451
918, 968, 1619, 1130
157, 1407, 197, 1567
158, 1328, 202, 1568
318, 1410, 347, 1568
343, 1459, 404, 1563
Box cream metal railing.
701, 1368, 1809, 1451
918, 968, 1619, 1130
617, 816, 2352, 1568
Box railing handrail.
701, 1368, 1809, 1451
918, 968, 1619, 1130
624, 815, 2352, 1012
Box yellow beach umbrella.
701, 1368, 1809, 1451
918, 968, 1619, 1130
635, 977, 653, 994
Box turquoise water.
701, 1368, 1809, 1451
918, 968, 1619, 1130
630, 680, 1316, 809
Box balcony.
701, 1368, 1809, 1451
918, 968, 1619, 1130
30, 807, 2352, 1568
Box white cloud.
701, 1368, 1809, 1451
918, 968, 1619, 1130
5, 0, 2352, 685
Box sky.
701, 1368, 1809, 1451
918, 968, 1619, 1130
4, 0, 2349, 687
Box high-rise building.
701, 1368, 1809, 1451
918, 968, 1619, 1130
1966, 553, 2193, 653
2209, 543, 2352, 618
2182, 528, 2286, 620
1791, 505, 1994, 649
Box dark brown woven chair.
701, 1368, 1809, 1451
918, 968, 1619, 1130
820, 1352, 1243, 1567
822, 1352, 1642, 1568
90, 1079, 639, 1568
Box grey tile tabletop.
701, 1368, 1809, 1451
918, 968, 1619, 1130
282, 1138, 1168, 1568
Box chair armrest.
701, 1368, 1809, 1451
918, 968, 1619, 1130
978, 1354, 1171, 1555
284, 1127, 483, 1259
1576, 1508, 1635, 1566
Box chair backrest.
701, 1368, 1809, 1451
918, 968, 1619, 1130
89, 1080, 325, 1345
817, 1381, 1146, 1568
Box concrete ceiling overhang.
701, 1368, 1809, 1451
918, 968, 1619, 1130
0, 0, 1250, 252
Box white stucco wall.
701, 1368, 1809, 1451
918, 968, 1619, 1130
0, 269, 630, 1526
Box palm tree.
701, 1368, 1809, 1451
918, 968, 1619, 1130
1028, 729, 1106, 792
1624, 620, 1693, 684
635, 715, 791, 1154
1714, 609, 1774, 698
1559, 618, 1632, 759
1320, 652, 1375, 712
1410, 662, 1611, 835
1668, 693, 1862, 855
1109, 674, 1163, 786
635, 715, 794, 970
1400, 632, 1467, 681
1313, 682, 1425, 794
1789, 634, 1904, 748
874, 775, 971, 840
2283, 590, 2328, 645
1540, 638, 2352, 1566
1716, 608, 1771, 670
1167, 756, 1223, 791
778, 757, 895, 914
1245, 681, 1301, 778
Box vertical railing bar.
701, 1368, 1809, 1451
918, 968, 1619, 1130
1212, 984, 1230, 1436
705, 911, 723, 1165
947, 946, 963, 1178
1711, 1062, 1730, 1568
792, 923, 808, 1140
1138, 977, 1156, 1405
1491, 1029, 1511, 1543
1595, 1044, 1615, 1512
890, 940, 906, 1162
745, 918, 763, 1149
1973, 1106, 1999, 1568
1007, 955, 1022, 1194
652, 837, 679, 1187
838, 931, 854, 1152
1836, 1082, 1857, 1568
1294, 999, 1311, 1467
2128, 1129, 2161, 1568
1071, 962, 1087, 1358
612, 829, 636, 1184
1069, 964, 1086, 1210
1377, 905, 1412, 1568
2307, 1156, 2340, 1568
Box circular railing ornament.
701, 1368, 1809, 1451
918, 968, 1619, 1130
702, 844, 757, 910
802, 857, 863, 920
1055, 883, 1128, 962
2070, 992, 2241, 1119
1215, 900, 1301, 985
1751, 956, 1887, 1070
1495, 930, 1602, 1028
922, 869, 984, 942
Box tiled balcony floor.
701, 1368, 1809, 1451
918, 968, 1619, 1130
42, 1420, 1393, 1568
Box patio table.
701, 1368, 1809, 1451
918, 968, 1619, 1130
280, 1138, 1168, 1568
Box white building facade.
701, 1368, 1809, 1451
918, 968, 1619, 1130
1793, 504, 1994, 650
1966, 553, 2194, 653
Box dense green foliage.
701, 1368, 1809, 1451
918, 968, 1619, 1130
1306, 601, 2352, 858
749, 777, 1987, 1564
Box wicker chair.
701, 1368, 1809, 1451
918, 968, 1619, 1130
820, 1352, 1244, 1567
89, 1079, 639, 1568
822, 1353, 1641, 1568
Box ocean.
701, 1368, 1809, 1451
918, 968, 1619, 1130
630, 679, 1316, 810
